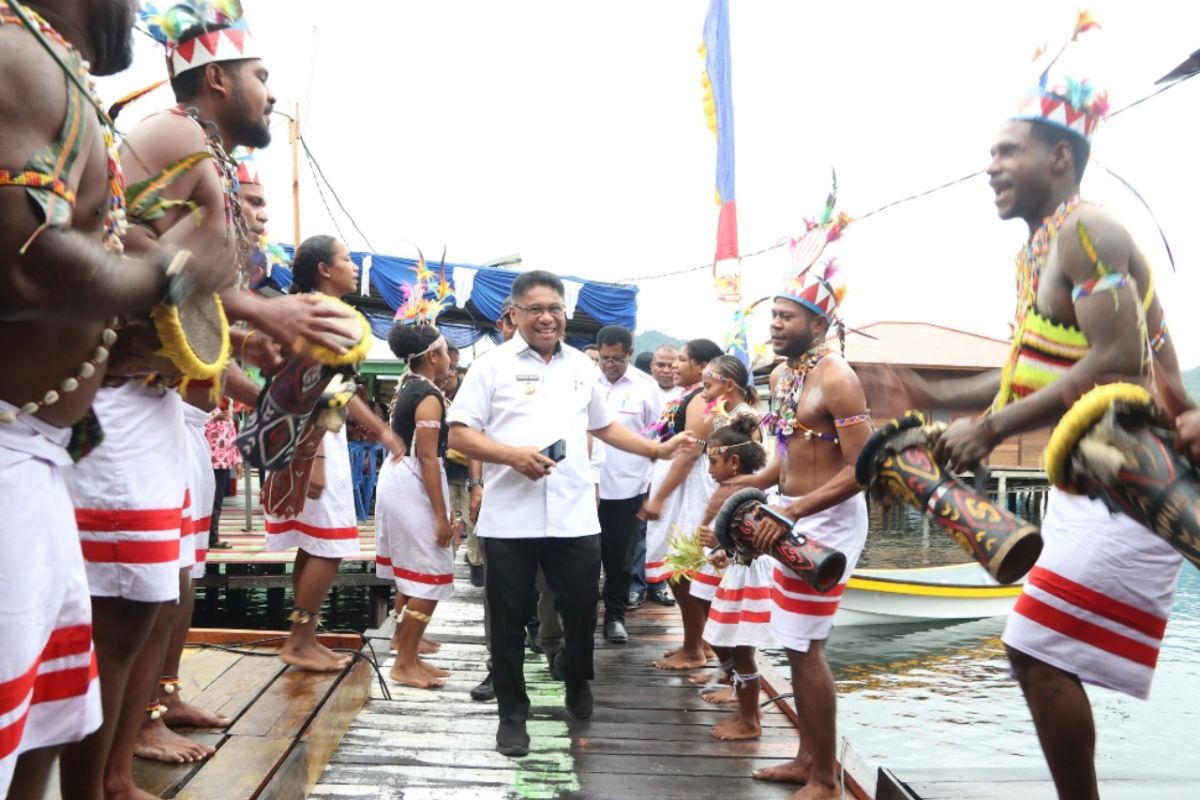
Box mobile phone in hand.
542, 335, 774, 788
540, 439, 567, 462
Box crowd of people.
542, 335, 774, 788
2, 3, 1199, 800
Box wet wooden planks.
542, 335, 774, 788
130, 631, 372, 799
316, 564, 871, 799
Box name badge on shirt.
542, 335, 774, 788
516, 374, 539, 395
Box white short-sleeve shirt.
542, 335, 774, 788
447, 333, 612, 539
598, 368, 661, 500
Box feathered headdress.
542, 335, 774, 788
231, 146, 260, 186
394, 246, 452, 325
1015, 10, 1108, 141
776, 171, 850, 321
139, 1, 260, 78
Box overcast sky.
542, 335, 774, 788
100, 1, 1200, 367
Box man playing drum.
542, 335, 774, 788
736, 260, 874, 800
0, 1, 231, 796
906, 34, 1187, 800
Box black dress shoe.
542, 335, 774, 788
603, 618, 628, 643
647, 585, 676, 606
549, 651, 564, 681
627, 591, 644, 609
496, 719, 530, 757
470, 671, 495, 702
565, 679, 594, 720
525, 619, 544, 654
469, 563, 485, 588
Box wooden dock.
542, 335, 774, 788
314, 563, 874, 799
130, 630, 374, 799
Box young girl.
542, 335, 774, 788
264, 235, 403, 672
642, 339, 723, 670
698, 412, 770, 741
375, 323, 459, 689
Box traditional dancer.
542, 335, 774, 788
641, 339, 723, 670
919, 20, 1186, 798
744, 260, 873, 800
0, 1, 226, 794
375, 323, 459, 689
697, 403, 770, 741
63, 5, 285, 784
263, 235, 403, 673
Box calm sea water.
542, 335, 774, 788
815, 504, 1200, 778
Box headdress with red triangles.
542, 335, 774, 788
775, 173, 849, 322
1013, 11, 1108, 142
140, 1, 261, 79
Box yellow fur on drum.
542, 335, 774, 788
149, 292, 231, 385
302, 294, 373, 367
1044, 383, 1152, 487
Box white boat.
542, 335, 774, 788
833, 562, 1024, 627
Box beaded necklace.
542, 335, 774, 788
993, 195, 1082, 413
0, 2, 123, 427
645, 382, 700, 441
763, 343, 833, 453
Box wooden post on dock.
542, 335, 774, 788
289, 102, 301, 249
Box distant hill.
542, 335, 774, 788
635, 329, 685, 356
1184, 366, 1200, 403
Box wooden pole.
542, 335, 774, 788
289, 102, 301, 249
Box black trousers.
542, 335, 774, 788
598, 494, 646, 622
209, 468, 230, 543
483, 534, 601, 723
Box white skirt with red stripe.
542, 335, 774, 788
64, 384, 185, 603
688, 560, 723, 602
264, 426, 359, 559
182, 404, 214, 579
770, 492, 868, 653
0, 404, 101, 795
645, 456, 715, 584
704, 557, 775, 648
374, 457, 455, 601
1002, 489, 1183, 699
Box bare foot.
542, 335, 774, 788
134, 717, 215, 763
420, 637, 442, 654
418, 658, 451, 678
687, 670, 726, 686
711, 711, 762, 740
704, 644, 717, 661
316, 641, 352, 667
389, 662, 445, 689
753, 758, 812, 784
161, 696, 230, 729
653, 650, 707, 671
281, 640, 349, 673
701, 686, 737, 704
787, 781, 841, 800
662, 645, 682, 658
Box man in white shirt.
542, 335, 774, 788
448, 271, 692, 758
651, 344, 680, 403
594, 326, 661, 644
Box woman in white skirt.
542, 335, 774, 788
641, 339, 722, 670
375, 322, 457, 688
264, 236, 403, 673
697, 408, 770, 741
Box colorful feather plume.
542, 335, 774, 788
140, 1, 246, 45
394, 245, 452, 325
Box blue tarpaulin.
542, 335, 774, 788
267, 245, 638, 349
